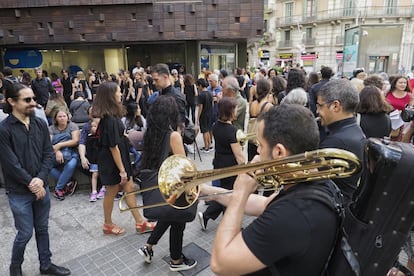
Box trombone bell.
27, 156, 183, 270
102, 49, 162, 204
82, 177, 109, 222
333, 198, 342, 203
236, 130, 256, 146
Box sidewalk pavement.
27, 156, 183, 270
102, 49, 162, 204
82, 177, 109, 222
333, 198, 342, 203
0, 134, 254, 276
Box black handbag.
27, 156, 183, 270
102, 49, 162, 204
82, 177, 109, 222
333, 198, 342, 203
183, 120, 196, 144
139, 132, 197, 222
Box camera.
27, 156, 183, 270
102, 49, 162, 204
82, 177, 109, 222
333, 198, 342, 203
401, 105, 414, 122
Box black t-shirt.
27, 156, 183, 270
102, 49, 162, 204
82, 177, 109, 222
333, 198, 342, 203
184, 84, 197, 105
97, 116, 132, 185
360, 113, 391, 139
319, 117, 365, 203
242, 181, 338, 276
198, 90, 213, 120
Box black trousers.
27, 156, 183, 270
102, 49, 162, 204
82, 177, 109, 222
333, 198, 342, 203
147, 220, 186, 260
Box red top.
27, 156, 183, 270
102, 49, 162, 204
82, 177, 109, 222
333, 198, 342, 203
386, 92, 412, 111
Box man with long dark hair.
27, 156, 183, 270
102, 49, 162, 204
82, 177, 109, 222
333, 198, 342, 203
0, 83, 70, 276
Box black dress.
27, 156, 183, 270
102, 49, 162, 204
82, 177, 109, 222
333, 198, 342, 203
97, 116, 132, 185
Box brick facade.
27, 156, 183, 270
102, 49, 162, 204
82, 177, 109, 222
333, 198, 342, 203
0, 0, 264, 46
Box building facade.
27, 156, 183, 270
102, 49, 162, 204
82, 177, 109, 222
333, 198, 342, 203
259, 0, 414, 75
0, 0, 264, 76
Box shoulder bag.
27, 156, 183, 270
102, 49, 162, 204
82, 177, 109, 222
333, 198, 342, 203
139, 131, 197, 222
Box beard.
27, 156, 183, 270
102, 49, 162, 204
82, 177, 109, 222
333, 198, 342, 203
24, 106, 35, 117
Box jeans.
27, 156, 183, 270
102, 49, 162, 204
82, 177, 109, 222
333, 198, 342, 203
8, 189, 52, 270
50, 156, 78, 191
147, 221, 186, 260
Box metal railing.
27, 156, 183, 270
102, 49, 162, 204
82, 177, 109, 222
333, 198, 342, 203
276, 5, 414, 27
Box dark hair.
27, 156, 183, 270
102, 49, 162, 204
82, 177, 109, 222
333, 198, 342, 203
305, 72, 319, 91
51, 73, 59, 82
220, 69, 228, 78
125, 102, 143, 129
236, 67, 243, 76
258, 104, 319, 154
3, 67, 13, 76
21, 72, 32, 85
268, 68, 278, 77
363, 75, 384, 90
271, 75, 287, 95
151, 63, 170, 76
196, 78, 209, 88
74, 90, 85, 99
256, 78, 271, 102
184, 74, 195, 86
3, 83, 28, 114
218, 97, 237, 121
140, 96, 179, 169
390, 75, 410, 92
286, 68, 306, 94
356, 86, 393, 114
320, 66, 333, 80
92, 82, 124, 118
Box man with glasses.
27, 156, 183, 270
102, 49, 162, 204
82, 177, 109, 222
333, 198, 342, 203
0, 83, 70, 276
316, 79, 365, 204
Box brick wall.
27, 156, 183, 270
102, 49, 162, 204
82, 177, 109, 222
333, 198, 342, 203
0, 0, 264, 46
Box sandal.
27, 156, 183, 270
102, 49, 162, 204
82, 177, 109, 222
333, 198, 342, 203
103, 223, 125, 236
136, 221, 156, 234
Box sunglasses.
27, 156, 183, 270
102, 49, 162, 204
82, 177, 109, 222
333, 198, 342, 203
21, 97, 37, 103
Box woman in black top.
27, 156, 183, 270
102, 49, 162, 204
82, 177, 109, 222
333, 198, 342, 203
184, 74, 198, 124
92, 82, 155, 235
356, 86, 392, 138
138, 96, 197, 271
198, 97, 245, 230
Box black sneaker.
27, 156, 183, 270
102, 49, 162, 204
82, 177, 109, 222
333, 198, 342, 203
114, 192, 123, 201
170, 255, 197, 272
198, 212, 207, 231
138, 246, 153, 264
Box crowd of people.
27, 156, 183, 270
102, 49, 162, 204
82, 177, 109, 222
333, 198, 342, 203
1, 61, 414, 276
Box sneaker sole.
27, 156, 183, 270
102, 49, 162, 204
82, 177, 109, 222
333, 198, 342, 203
198, 212, 206, 231
169, 260, 197, 272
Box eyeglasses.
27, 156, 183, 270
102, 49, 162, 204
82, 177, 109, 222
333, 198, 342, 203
316, 101, 333, 109
20, 97, 37, 103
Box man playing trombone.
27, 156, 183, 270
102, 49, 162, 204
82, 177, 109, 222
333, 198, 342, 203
200, 104, 341, 276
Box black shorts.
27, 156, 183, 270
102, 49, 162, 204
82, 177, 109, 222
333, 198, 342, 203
199, 116, 212, 134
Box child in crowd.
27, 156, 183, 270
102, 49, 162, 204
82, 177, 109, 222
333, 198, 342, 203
85, 118, 106, 202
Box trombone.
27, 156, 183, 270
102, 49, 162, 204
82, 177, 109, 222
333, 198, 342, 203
119, 148, 361, 212
236, 130, 256, 146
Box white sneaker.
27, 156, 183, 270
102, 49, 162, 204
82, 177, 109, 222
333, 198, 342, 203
138, 246, 153, 264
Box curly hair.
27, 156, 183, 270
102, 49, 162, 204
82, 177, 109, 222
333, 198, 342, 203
286, 68, 306, 94
356, 86, 393, 114
140, 95, 179, 169
91, 82, 124, 118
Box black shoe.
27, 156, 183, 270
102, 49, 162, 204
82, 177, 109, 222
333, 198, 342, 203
9, 265, 22, 276
169, 255, 197, 272
40, 263, 71, 275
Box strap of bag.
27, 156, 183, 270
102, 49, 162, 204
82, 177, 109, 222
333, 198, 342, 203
268, 183, 360, 276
